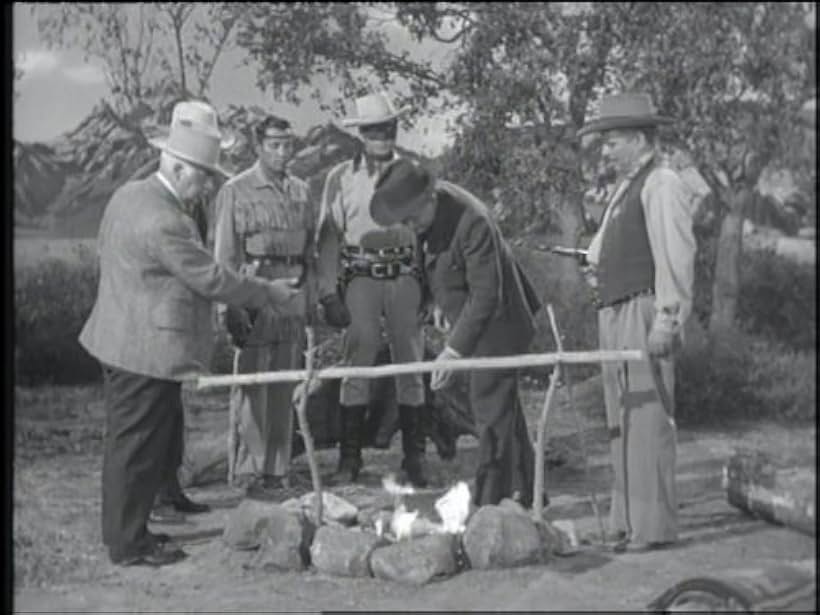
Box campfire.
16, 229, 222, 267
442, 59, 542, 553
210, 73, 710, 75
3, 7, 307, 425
375, 474, 472, 541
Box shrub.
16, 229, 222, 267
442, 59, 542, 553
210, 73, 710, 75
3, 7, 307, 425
676, 327, 815, 426
737, 249, 816, 351
15, 258, 101, 385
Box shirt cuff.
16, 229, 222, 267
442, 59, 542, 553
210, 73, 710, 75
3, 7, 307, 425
444, 346, 463, 359
653, 305, 682, 334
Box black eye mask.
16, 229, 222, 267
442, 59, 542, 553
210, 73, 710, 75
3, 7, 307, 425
359, 121, 398, 140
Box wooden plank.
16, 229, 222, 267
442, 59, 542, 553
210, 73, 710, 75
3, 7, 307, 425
196, 349, 644, 390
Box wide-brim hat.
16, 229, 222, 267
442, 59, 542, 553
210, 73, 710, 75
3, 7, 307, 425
577, 93, 674, 138
148, 100, 234, 177
369, 159, 434, 226
342, 91, 412, 128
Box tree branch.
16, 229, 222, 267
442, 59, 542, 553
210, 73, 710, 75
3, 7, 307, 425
197, 6, 242, 97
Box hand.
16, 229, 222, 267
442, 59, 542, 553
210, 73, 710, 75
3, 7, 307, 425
221, 307, 253, 349
647, 324, 680, 358
266, 277, 302, 305
431, 346, 462, 391
320, 293, 351, 329
580, 263, 598, 290
432, 305, 451, 334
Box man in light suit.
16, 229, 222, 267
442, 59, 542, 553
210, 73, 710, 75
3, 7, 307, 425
369, 159, 545, 508
79, 101, 303, 567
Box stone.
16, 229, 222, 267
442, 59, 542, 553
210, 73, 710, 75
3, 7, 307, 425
534, 518, 575, 556
309, 525, 387, 577
282, 490, 359, 525
462, 505, 546, 569
248, 510, 312, 571
223, 500, 308, 551
370, 533, 460, 585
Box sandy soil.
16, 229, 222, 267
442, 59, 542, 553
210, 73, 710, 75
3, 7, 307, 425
13, 381, 817, 612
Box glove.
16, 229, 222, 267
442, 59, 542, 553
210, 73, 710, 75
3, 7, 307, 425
320, 293, 351, 329
431, 346, 462, 391
222, 306, 253, 349
647, 322, 680, 358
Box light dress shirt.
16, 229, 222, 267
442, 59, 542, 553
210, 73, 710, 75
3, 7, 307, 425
588, 152, 698, 334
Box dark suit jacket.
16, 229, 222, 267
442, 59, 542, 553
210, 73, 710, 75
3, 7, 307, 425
79, 174, 274, 381
421, 181, 541, 357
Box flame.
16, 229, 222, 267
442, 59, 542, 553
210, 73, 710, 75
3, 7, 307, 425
380, 476, 472, 541
435, 481, 471, 534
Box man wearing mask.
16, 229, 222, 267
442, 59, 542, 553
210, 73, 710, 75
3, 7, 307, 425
315, 91, 430, 487
213, 115, 316, 495
79, 101, 303, 567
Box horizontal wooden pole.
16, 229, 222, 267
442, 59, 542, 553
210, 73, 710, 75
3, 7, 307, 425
195, 349, 644, 390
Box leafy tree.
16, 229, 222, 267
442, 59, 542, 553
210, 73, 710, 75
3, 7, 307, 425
32, 3, 245, 130
233, 3, 444, 118
388, 3, 627, 299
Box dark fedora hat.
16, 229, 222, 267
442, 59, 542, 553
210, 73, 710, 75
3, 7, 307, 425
370, 159, 435, 226
577, 92, 674, 138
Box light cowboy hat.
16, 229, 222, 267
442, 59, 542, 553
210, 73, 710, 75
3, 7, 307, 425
341, 91, 411, 127
148, 100, 234, 177
369, 159, 435, 226
577, 92, 674, 137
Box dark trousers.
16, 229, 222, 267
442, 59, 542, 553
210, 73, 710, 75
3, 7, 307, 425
101, 364, 183, 559
156, 403, 184, 503
470, 367, 536, 508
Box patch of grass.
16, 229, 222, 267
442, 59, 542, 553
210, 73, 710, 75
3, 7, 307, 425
14, 453, 107, 589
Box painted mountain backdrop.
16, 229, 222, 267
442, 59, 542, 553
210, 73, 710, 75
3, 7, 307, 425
13, 102, 429, 238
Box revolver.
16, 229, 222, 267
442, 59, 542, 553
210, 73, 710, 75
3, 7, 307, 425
548, 246, 589, 267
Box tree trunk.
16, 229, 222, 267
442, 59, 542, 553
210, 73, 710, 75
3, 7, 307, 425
554, 180, 586, 298
708, 187, 748, 334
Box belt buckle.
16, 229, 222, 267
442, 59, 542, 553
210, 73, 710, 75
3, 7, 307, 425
371, 262, 398, 279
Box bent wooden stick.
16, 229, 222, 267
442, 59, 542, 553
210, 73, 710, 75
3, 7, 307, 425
533, 330, 561, 521
543, 306, 606, 542
295, 326, 323, 524
197, 349, 644, 389
227, 347, 241, 486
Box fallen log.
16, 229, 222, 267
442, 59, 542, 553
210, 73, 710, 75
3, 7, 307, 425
724, 449, 816, 536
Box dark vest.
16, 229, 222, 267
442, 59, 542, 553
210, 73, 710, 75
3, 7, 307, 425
597, 159, 656, 307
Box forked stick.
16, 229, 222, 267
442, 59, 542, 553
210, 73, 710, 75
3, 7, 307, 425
294, 326, 323, 524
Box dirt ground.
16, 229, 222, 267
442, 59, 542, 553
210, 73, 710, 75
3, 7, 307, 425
13, 377, 817, 612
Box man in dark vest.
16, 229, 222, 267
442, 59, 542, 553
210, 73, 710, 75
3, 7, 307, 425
577, 93, 697, 553
369, 159, 545, 509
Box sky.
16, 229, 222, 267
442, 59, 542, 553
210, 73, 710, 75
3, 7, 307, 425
12, 3, 460, 157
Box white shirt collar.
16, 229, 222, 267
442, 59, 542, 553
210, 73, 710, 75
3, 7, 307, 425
155, 170, 183, 205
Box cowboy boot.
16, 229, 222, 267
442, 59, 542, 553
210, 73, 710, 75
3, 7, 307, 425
333, 404, 366, 483
399, 405, 429, 488
371, 400, 399, 449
